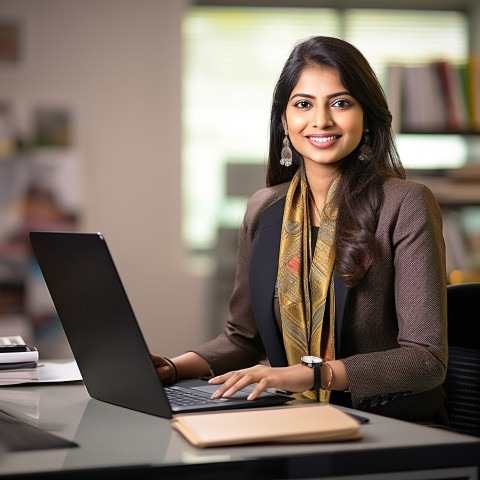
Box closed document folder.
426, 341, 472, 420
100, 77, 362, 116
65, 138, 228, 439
171, 404, 364, 448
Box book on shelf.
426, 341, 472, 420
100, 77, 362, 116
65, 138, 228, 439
0, 335, 39, 386
436, 61, 469, 131
468, 52, 480, 131
386, 64, 403, 134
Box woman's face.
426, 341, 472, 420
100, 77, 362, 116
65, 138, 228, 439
283, 65, 364, 172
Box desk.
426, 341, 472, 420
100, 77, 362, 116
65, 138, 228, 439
0, 382, 479, 480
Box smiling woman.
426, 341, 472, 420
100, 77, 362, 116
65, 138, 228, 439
153, 36, 449, 426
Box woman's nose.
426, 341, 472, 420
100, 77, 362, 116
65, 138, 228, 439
312, 106, 333, 128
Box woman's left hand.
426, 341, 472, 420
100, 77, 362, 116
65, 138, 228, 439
208, 364, 314, 400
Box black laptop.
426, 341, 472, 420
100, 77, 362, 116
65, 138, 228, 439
29, 231, 291, 418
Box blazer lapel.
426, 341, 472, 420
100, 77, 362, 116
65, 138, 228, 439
249, 197, 288, 367
249, 196, 350, 365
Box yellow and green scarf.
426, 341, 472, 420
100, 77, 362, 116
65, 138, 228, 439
277, 168, 339, 402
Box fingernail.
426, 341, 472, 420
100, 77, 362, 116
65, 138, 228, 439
247, 394, 253, 400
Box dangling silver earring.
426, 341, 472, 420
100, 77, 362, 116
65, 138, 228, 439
280, 133, 292, 167
358, 129, 373, 162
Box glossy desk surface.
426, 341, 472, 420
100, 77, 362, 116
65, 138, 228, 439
0, 382, 479, 479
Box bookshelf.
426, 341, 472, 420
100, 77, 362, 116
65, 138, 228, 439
387, 55, 480, 283
387, 54, 480, 135
408, 166, 480, 284
0, 103, 80, 357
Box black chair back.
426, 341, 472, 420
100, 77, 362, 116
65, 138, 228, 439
443, 283, 480, 437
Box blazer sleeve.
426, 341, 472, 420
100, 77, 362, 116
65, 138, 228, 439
190, 191, 269, 375
341, 181, 448, 410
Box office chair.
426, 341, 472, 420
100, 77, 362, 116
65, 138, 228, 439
443, 283, 480, 437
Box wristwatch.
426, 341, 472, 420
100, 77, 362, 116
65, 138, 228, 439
301, 356, 323, 402
301, 355, 324, 368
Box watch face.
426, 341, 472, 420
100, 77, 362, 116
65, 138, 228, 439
301, 355, 323, 366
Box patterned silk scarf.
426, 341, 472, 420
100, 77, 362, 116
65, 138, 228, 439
277, 168, 340, 402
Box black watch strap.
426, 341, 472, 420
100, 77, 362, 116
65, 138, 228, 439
313, 362, 321, 402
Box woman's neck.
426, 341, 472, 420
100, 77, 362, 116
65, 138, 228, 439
305, 164, 340, 221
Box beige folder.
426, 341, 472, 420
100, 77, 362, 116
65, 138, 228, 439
171, 404, 364, 448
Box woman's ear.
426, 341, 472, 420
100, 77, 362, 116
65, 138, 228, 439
281, 115, 288, 135
363, 115, 369, 132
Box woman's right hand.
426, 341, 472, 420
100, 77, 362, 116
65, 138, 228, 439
150, 354, 176, 384
150, 351, 212, 385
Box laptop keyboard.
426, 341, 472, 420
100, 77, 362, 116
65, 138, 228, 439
165, 385, 227, 406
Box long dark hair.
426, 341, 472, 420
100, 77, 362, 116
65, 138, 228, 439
266, 36, 405, 287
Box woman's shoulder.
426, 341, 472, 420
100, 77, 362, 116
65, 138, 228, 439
381, 176, 441, 217
247, 182, 290, 208
382, 177, 437, 204
243, 182, 290, 230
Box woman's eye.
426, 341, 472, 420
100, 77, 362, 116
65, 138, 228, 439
294, 100, 312, 109
331, 99, 352, 109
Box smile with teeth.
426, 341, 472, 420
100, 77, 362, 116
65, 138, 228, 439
308, 135, 339, 143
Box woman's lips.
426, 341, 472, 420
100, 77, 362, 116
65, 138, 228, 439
306, 135, 340, 149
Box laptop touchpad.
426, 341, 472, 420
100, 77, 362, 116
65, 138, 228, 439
191, 384, 265, 399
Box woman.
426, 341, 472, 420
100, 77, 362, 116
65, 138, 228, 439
152, 36, 448, 423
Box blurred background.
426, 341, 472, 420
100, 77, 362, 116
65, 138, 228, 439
0, 0, 479, 359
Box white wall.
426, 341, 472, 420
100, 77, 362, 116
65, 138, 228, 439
0, 0, 210, 356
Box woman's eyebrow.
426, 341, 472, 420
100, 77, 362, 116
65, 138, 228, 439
327, 91, 351, 99
290, 93, 315, 100
290, 91, 352, 101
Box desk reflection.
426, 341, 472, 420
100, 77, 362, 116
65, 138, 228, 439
63, 397, 173, 469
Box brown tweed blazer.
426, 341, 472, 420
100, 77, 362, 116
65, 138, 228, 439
193, 177, 448, 417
